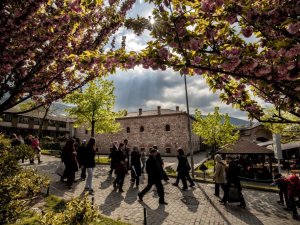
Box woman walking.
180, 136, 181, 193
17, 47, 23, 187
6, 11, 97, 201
83, 138, 96, 194
113, 143, 127, 192
131, 146, 142, 188
62, 138, 78, 189
213, 154, 226, 197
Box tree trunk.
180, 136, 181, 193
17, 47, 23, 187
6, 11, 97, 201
38, 104, 51, 138
91, 120, 95, 138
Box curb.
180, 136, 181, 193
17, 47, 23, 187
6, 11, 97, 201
167, 174, 278, 193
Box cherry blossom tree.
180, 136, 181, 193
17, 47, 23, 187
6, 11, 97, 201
0, 0, 135, 114
108, 0, 300, 123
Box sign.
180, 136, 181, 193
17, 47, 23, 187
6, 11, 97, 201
273, 133, 283, 160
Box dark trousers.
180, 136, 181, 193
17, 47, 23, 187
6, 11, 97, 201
279, 188, 289, 206
140, 179, 165, 202
115, 173, 125, 190
222, 181, 246, 206
176, 172, 194, 188
65, 166, 75, 187
289, 195, 299, 216
81, 167, 86, 179
215, 183, 226, 196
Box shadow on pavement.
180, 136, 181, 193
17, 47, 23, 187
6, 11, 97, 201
197, 183, 265, 225
139, 201, 169, 225
99, 190, 124, 216
124, 182, 139, 205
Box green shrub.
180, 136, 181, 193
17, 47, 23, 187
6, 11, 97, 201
0, 133, 49, 224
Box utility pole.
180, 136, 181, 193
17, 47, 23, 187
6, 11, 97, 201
184, 73, 194, 177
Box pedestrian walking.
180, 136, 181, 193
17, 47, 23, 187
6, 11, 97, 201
286, 174, 300, 218
113, 143, 127, 192
77, 139, 87, 180
131, 146, 142, 188
61, 138, 78, 189
31, 136, 41, 164
153, 145, 169, 182
124, 139, 130, 171
138, 148, 167, 204
25, 135, 34, 164
109, 141, 118, 174
214, 154, 226, 197
272, 168, 289, 207
83, 138, 96, 194
172, 148, 194, 190
220, 156, 246, 208
140, 148, 146, 173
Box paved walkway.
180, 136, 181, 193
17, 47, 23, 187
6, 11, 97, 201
23, 156, 299, 225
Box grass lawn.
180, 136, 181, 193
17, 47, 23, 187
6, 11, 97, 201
95, 156, 111, 164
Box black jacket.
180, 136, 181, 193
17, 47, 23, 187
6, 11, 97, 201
176, 155, 191, 174
83, 146, 95, 168
131, 151, 141, 177
146, 155, 163, 182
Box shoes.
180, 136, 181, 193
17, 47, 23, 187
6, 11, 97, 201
284, 207, 292, 211
220, 201, 226, 205
159, 201, 168, 205
277, 201, 284, 204
182, 187, 188, 191
238, 204, 246, 209
119, 189, 124, 193
138, 193, 143, 201
190, 183, 195, 187
172, 183, 178, 186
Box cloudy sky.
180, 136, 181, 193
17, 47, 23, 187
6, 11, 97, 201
107, 1, 249, 120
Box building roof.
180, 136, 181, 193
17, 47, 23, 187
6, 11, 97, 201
218, 139, 274, 155
266, 141, 300, 151
124, 109, 182, 118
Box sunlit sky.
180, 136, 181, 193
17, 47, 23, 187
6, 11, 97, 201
106, 1, 249, 120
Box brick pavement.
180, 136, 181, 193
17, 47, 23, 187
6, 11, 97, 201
24, 156, 300, 225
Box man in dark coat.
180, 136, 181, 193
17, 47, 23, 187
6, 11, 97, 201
131, 146, 142, 187
173, 148, 195, 190
153, 145, 169, 182
220, 157, 246, 208
138, 149, 167, 204
113, 143, 127, 192
109, 141, 118, 174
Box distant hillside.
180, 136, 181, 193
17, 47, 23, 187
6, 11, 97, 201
197, 115, 249, 127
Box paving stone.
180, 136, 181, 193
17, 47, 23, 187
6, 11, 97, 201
26, 156, 300, 225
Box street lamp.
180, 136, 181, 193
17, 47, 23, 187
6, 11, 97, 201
183, 73, 194, 177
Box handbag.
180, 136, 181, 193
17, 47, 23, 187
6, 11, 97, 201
228, 186, 241, 203
55, 162, 65, 177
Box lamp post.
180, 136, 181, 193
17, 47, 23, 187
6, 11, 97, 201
183, 73, 194, 177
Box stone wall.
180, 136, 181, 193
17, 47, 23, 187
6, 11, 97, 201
75, 113, 201, 156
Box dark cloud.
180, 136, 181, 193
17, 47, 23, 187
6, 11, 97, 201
108, 67, 248, 120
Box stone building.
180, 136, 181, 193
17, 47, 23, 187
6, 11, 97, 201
75, 106, 202, 156
0, 111, 73, 138
238, 123, 273, 143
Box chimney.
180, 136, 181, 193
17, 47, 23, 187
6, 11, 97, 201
157, 106, 161, 115
176, 106, 179, 111
139, 108, 142, 115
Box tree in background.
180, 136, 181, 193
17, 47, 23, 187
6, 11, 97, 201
0, 0, 135, 114
115, 0, 300, 123
63, 79, 124, 137
262, 108, 300, 143
192, 107, 240, 158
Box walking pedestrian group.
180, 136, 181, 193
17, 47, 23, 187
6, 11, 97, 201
52, 137, 300, 218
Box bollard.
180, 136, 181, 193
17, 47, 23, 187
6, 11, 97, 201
46, 186, 50, 196
144, 207, 147, 225
92, 196, 94, 209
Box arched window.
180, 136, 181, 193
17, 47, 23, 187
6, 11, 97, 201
126, 127, 130, 133
140, 126, 144, 132
165, 124, 170, 131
